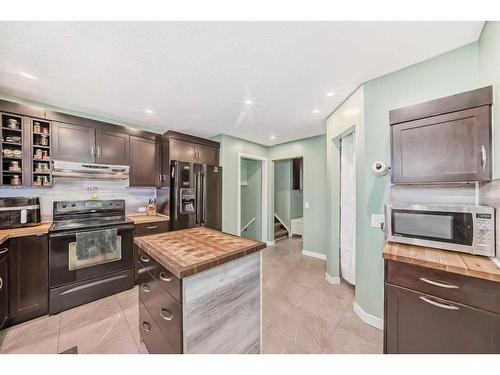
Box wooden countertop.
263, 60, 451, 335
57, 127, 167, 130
0, 222, 52, 243
383, 242, 500, 283
134, 227, 266, 278
126, 214, 169, 224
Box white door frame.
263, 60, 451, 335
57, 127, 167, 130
237, 152, 268, 243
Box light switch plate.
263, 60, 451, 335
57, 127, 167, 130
304, 202, 310, 209
371, 214, 384, 228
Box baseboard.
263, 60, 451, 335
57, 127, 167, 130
265, 240, 275, 246
324, 272, 340, 285
302, 249, 327, 260
353, 302, 383, 330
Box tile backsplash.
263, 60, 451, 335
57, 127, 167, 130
0, 178, 156, 221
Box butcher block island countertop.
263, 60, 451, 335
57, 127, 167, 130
134, 227, 266, 278
383, 241, 500, 283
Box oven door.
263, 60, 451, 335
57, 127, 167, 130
49, 224, 134, 288
388, 207, 473, 252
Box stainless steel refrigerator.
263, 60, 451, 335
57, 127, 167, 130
170, 160, 222, 231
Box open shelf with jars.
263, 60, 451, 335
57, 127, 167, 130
32, 119, 52, 187
1, 113, 24, 186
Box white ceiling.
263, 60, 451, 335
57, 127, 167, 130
0, 22, 484, 146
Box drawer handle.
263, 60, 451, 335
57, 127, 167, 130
160, 308, 173, 321
146, 225, 159, 230
159, 272, 172, 282
419, 296, 460, 311
140, 255, 150, 263
419, 277, 459, 289
141, 284, 151, 293
0, 276, 3, 290
141, 322, 151, 333
0, 248, 8, 255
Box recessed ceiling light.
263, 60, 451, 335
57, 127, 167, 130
145, 109, 154, 114
20, 72, 36, 80
312, 109, 320, 114
244, 100, 253, 105
269, 136, 276, 140
326, 92, 335, 97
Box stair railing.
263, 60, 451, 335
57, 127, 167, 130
240, 217, 256, 234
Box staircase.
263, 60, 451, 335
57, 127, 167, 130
274, 217, 289, 241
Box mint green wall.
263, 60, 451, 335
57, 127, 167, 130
216, 134, 268, 236
357, 42, 480, 319
268, 135, 327, 254
241, 158, 262, 241
274, 160, 291, 229
290, 188, 303, 219
479, 21, 500, 179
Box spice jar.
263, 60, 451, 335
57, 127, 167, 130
11, 175, 21, 186
38, 135, 49, 146
34, 176, 42, 186
34, 149, 42, 159
7, 118, 19, 129
9, 161, 20, 172
42, 150, 49, 160
33, 122, 41, 133
43, 176, 50, 186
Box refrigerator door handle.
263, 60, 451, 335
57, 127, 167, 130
172, 165, 178, 221
195, 172, 200, 223
201, 173, 207, 224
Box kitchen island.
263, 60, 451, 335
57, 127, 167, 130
134, 227, 266, 354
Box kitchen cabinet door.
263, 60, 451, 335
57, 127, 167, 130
385, 284, 500, 354
195, 144, 219, 166
391, 106, 491, 183
129, 136, 160, 187
8, 234, 48, 325
169, 138, 196, 163
0, 242, 8, 329
96, 129, 130, 165
52, 122, 96, 163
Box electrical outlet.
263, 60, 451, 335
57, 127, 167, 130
138, 207, 147, 213
371, 214, 384, 228
304, 202, 310, 209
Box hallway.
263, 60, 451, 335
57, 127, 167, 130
262, 237, 382, 354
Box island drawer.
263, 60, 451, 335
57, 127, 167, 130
386, 260, 500, 314
137, 248, 182, 302
139, 267, 183, 354
139, 300, 179, 354
134, 221, 169, 237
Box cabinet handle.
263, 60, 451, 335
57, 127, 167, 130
140, 255, 150, 263
91, 146, 95, 157
160, 308, 173, 321
419, 277, 459, 289
159, 272, 172, 282
146, 225, 159, 230
0, 248, 8, 255
97, 146, 100, 159
141, 284, 151, 293
141, 322, 151, 333
0, 276, 3, 290
419, 296, 459, 310
481, 145, 487, 170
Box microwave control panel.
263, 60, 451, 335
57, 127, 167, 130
473, 213, 495, 256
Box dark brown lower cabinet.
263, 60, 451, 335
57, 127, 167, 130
0, 241, 8, 329
384, 260, 500, 354
8, 234, 48, 325
137, 248, 182, 354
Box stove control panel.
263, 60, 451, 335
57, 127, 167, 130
54, 200, 125, 214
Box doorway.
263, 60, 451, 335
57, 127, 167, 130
237, 153, 268, 242
339, 132, 356, 285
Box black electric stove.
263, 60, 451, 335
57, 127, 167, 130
48, 199, 135, 314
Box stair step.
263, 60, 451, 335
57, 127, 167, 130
274, 222, 282, 229
274, 228, 288, 240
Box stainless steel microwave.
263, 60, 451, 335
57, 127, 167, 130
385, 203, 495, 257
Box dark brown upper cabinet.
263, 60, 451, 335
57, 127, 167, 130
52, 121, 96, 163
164, 131, 220, 166
129, 136, 160, 187
8, 234, 48, 326
96, 128, 130, 165
390, 86, 493, 184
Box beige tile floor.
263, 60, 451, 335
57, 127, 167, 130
0, 236, 382, 354
262, 237, 383, 354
